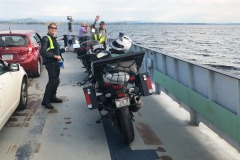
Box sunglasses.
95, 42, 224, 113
50, 27, 57, 30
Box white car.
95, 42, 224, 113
0, 59, 28, 130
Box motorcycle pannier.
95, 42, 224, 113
83, 86, 98, 110
135, 73, 153, 96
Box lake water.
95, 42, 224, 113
1, 23, 240, 75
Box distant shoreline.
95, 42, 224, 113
0, 21, 240, 25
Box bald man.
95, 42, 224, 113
79, 22, 89, 42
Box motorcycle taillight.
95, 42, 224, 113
135, 73, 153, 96
112, 84, 124, 90
83, 86, 98, 110
128, 75, 135, 82
104, 83, 111, 87
84, 90, 92, 108
117, 93, 126, 98
104, 83, 124, 89
145, 74, 153, 94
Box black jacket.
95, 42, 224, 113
40, 34, 61, 64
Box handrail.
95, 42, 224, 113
130, 43, 240, 151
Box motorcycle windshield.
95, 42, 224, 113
80, 40, 100, 50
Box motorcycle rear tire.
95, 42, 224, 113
117, 107, 135, 144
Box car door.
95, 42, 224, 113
0, 61, 19, 128
30, 33, 41, 60
35, 33, 42, 62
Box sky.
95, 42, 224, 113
0, 0, 240, 23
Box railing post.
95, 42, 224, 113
161, 54, 167, 93
188, 63, 197, 125
173, 59, 179, 82
208, 70, 214, 101
153, 51, 160, 94
238, 80, 240, 151
173, 59, 181, 104
144, 48, 149, 73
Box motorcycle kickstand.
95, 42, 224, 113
77, 74, 91, 86
96, 112, 108, 124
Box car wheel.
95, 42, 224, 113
35, 59, 41, 77
17, 78, 28, 111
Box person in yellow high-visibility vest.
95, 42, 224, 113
40, 23, 64, 109
91, 15, 107, 44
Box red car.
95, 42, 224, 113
0, 30, 42, 77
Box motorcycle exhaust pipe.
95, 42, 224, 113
130, 95, 143, 112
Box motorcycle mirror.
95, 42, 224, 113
73, 43, 80, 48
119, 32, 124, 37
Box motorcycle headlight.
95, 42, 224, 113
97, 52, 107, 58
105, 93, 111, 98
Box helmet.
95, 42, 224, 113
111, 35, 132, 52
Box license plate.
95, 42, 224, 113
2, 54, 13, 60
115, 97, 130, 108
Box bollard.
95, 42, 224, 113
63, 35, 68, 48
68, 22, 73, 32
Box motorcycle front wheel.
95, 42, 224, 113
117, 107, 135, 144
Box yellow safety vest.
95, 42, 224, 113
93, 29, 106, 44
94, 33, 105, 44
46, 35, 55, 51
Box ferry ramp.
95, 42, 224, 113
0, 52, 239, 160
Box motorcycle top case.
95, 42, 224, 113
83, 86, 98, 110
135, 73, 153, 96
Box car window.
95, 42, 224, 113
0, 35, 28, 47
30, 34, 39, 45
34, 33, 41, 44
0, 38, 4, 47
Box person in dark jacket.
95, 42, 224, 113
40, 23, 63, 109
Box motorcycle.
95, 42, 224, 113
83, 51, 153, 143
73, 29, 110, 85
74, 40, 110, 85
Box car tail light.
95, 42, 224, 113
28, 44, 33, 54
